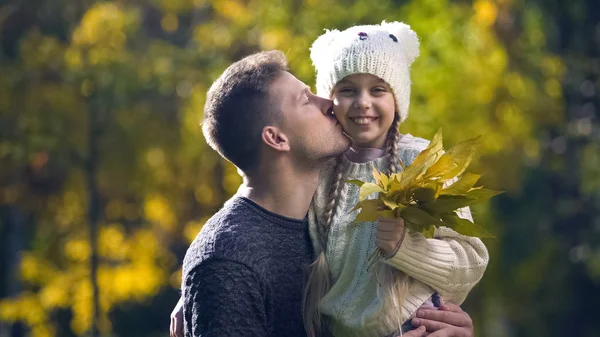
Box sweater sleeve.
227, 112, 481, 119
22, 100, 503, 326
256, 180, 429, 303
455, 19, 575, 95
382, 207, 489, 305
183, 259, 268, 337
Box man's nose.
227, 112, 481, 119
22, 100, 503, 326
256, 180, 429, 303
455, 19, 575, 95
317, 96, 334, 116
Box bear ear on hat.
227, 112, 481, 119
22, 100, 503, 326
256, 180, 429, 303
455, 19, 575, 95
381, 20, 420, 66
310, 29, 340, 68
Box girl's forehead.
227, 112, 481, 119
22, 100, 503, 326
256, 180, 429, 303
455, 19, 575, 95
337, 73, 388, 85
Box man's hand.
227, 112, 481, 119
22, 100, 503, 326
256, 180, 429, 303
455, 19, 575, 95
170, 297, 184, 337
411, 303, 474, 337
376, 217, 406, 257
398, 326, 427, 337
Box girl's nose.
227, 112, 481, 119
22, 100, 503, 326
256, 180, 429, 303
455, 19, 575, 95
353, 93, 371, 110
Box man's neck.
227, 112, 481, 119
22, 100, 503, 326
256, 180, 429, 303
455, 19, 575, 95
239, 163, 321, 220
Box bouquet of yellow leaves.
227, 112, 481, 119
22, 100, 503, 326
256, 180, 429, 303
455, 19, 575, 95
348, 129, 501, 242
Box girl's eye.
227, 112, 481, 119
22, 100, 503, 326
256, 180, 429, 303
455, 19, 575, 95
373, 87, 387, 92
339, 88, 355, 93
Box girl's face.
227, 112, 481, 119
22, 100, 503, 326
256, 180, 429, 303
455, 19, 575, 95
331, 74, 396, 149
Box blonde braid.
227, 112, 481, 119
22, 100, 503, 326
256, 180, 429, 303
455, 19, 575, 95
378, 112, 412, 331
385, 114, 402, 174
304, 156, 347, 337
323, 157, 347, 236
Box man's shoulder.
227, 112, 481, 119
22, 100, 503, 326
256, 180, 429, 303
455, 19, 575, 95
182, 198, 271, 277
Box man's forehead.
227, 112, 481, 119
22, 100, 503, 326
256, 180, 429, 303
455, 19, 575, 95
270, 71, 305, 98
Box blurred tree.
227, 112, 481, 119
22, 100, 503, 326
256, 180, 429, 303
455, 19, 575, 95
0, 0, 597, 337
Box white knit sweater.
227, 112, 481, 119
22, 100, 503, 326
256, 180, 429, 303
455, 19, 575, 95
308, 134, 489, 337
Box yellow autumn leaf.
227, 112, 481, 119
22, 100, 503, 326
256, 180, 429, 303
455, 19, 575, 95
353, 199, 381, 222
349, 128, 499, 241
423, 152, 456, 179
440, 136, 481, 180
401, 129, 444, 186
377, 209, 397, 219
441, 173, 482, 195
382, 197, 400, 210
359, 182, 384, 200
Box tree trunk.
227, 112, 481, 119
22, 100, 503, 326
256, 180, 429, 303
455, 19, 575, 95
85, 103, 101, 337
0, 205, 25, 337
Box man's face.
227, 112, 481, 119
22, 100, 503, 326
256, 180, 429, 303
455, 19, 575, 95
270, 71, 350, 163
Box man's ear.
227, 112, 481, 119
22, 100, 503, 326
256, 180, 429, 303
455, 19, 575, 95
261, 126, 290, 152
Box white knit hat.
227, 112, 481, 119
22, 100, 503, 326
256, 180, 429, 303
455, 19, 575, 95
310, 21, 420, 123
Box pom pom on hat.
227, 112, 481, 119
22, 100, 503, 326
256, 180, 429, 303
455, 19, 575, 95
310, 29, 340, 69
381, 20, 420, 65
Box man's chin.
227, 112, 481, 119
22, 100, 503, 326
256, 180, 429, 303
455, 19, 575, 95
325, 140, 351, 159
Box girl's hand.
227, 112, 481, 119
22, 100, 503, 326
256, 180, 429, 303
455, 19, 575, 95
376, 217, 406, 257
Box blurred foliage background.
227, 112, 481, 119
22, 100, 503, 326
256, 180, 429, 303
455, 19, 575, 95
0, 0, 598, 336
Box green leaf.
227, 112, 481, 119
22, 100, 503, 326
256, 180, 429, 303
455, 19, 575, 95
359, 182, 384, 200
424, 195, 477, 213
440, 213, 494, 238
382, 197, 400, 210
400, 206, 444, 226
441, 173, 481, 195
347, 179, 365, 187
404, 220, 421, 233
353, 199, 381, 222
420, 225, 436, 238
413, 186, 438, 204
377, 209, 397, 219
464, 188, 504, 202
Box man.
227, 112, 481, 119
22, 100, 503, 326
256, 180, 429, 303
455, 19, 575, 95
177, 50, 476, 337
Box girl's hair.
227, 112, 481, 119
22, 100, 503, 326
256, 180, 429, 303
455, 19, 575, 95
303, 113, 410, 336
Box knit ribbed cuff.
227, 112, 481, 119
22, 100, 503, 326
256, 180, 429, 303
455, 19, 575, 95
382, 231, 455, 286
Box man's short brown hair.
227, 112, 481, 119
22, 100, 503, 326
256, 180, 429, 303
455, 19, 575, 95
202, 50, 289, 172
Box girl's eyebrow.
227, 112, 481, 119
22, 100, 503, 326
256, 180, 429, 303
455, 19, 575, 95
336, 80, 353, 86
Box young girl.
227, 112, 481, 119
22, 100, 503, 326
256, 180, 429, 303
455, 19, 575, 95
303, 21, 489, 337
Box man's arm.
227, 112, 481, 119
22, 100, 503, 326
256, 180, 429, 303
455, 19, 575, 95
183, 259, 268, 337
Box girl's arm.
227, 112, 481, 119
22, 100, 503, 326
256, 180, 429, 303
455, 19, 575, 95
382, 206, 489, 305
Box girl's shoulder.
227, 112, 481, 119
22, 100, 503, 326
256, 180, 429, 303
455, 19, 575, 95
397, 134, 431, 163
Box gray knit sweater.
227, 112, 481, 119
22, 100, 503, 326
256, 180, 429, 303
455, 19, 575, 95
182, 197, 313, 337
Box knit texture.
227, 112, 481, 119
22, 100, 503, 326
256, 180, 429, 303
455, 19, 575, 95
308, 134, 489, 337
310, 21, 420, 122
182, 197, 312, 337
